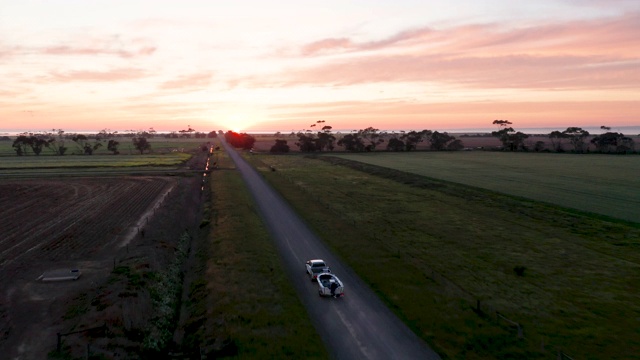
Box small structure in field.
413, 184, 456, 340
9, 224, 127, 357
37, 269, 81, 282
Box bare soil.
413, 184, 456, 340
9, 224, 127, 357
0, 152, 209, 359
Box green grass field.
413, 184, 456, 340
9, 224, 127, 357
333, 152, 640, 223
244, 153, 640, 359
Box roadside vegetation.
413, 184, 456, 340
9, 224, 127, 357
244, 153, 640, 359
180, 147, 328, 358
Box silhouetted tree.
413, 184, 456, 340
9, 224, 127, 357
428, 131, 457, 150
562, 127, 590, 153
296, 133, 317, 152
491, 120, 528, 151
270, 139, 290, 153
132, 137, 151, 154
107, 140, 120, 154
591, 132, 634, 153
548, 131, 567, 152
446, 139, 465, 151
401, 130, 431, 151
386, 137, 405, 151
338, 133, 365, 152
359, 127, 385, 151
224, 131, 255, 150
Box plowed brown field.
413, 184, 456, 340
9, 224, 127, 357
0, 149, 208, 359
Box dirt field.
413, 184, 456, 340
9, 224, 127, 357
0, 153, 209, 359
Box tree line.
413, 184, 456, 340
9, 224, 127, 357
491, 121, 636, 153
266, 121, 465, 153
258, 120, 636, 154
8, 127, 219, 156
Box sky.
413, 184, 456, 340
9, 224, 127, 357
1, 0, 639, 134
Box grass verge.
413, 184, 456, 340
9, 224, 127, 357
181, 149, 328, 358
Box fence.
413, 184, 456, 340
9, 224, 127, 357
56, 323, 107, 353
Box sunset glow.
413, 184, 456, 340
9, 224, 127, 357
1, 0, 638, 134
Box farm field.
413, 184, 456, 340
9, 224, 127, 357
0, 152, 192, 169
0, 137, 213, 157
334, 151, 640, 223
0, 143, 216, 358
0, 175, 183, 358
245, 153, 640, 359
0, 139, 327, 359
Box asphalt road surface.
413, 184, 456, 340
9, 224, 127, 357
222, 139, 441, 360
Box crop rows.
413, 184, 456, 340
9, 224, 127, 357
0, 177, 173, 265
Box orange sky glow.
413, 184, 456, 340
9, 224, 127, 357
1, 0, 638, 134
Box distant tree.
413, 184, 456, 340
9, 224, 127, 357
48, 129, 68, 155
71, 134, 102, 155
428, 131, 457, 151
12, 134, 54, 156
72, 134, 88, 153
446, 139, 465, 151
132, 137, 151, 154
386, 137, 405, 151
359, 127, 385, 151
316, 125, 336, 151
591, 132, 634, 153
295, 130, 318, 152
179, 125, 196, 138
270, 139, 290, 153
548, 131, 567, 152
401, 130, 431, 151
107, 140, 120, 155
338, 133, 365, 152
12, 135, 30, 156
533, 141, 546, 152
491, 120, 528, 151
562, 127, 590, 153
207, 131, 218, 138
224, 131, 255, 150
30, 137, 48, 155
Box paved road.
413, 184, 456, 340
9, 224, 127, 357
222, 139, 441, 360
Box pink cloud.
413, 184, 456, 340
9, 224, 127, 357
43, 45, 156, 58
49, 68, 148, 82
268, 12, 640, 90
301, 38, 353, 55
160, 73, 212, 90
300, 27, 437, 56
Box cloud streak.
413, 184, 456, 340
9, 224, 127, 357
280, 12, 640, 90
160, 73, 212, 90
43, 45, 156, 58
49, 68, 148, 82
